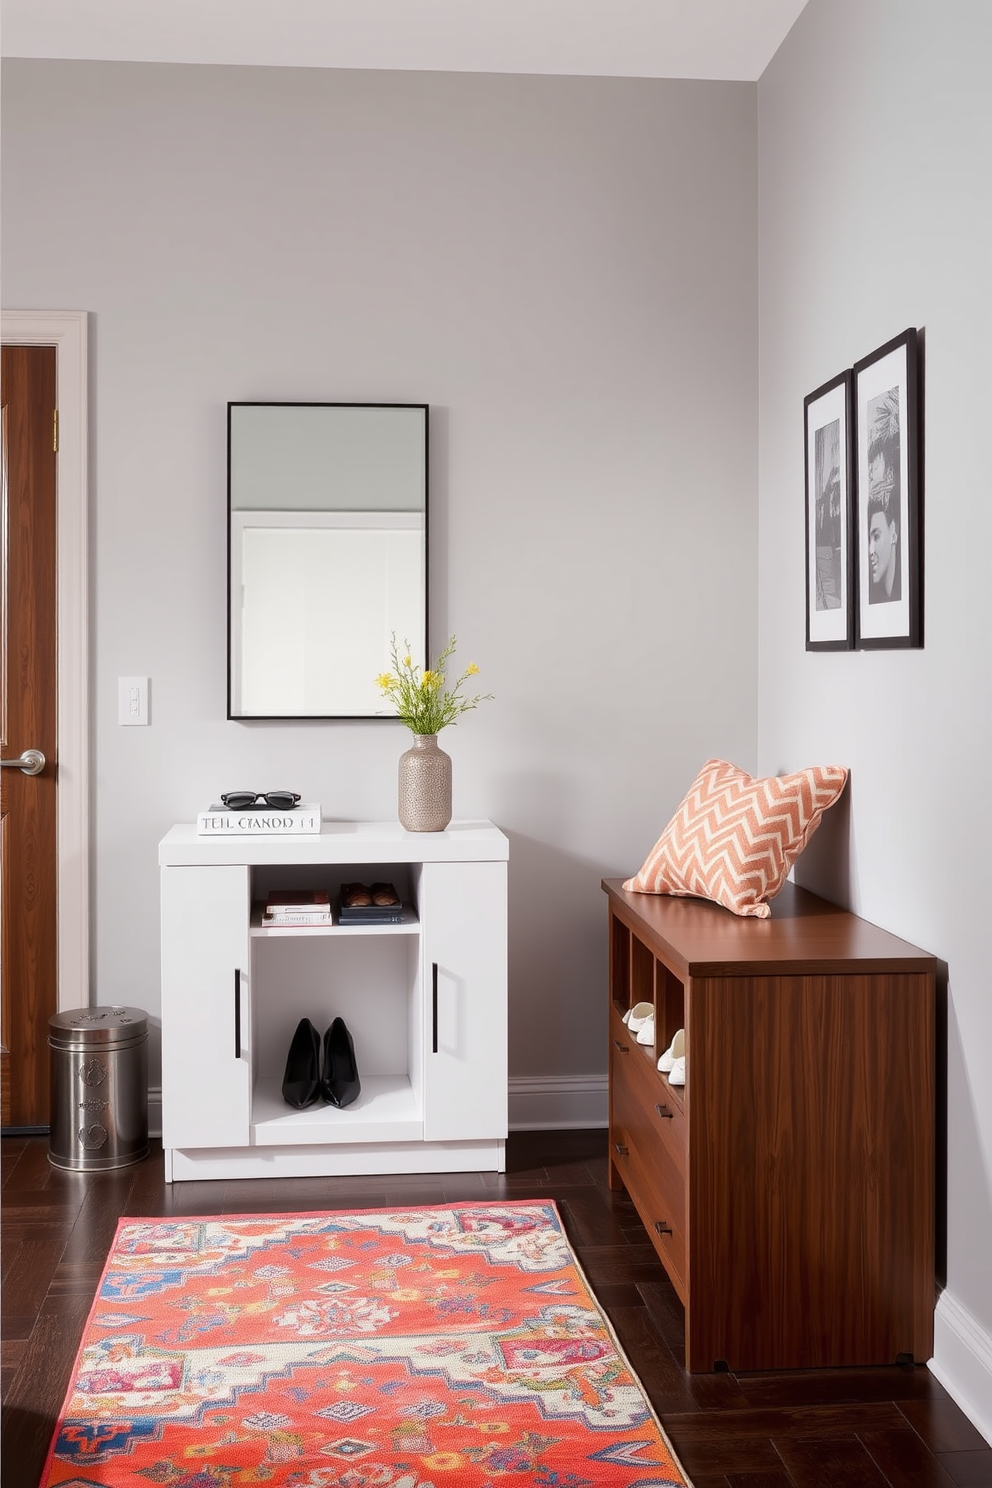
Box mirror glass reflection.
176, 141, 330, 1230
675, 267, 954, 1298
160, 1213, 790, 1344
228, 402, 428, 719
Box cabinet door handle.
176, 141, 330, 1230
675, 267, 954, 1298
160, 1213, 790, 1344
614, 1142, 629, 1156
654, 1220, 673, 1237
431, 961, 438, 1054
655, 1103, 674, 1120
234, 968, 242, 1059
612, 1039, 629, 1053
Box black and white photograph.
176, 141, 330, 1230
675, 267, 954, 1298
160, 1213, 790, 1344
804, 369, 853, 650
853, 327, 921, 648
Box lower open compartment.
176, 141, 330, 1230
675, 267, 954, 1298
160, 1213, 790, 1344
609, 911, 686, 1073
249, 913, 424, 1145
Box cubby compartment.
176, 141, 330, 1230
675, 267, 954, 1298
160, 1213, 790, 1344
630, 934, 654, 1013
250, 861, 419, 930
610, 916, 631, 1018
244, 861, 426, 1143
610, 909, 684, 1077
655, 963, 685, 1073
250, 930, 424, 1144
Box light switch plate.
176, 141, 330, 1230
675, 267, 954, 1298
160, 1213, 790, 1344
118, 676, 150, 725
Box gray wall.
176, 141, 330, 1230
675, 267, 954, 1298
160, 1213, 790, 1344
1, 60, 758, 1118
758, 0, 992, 1438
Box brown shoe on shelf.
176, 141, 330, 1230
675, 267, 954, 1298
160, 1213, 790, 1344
370, 882, 400, 907
341, 882, 372, 908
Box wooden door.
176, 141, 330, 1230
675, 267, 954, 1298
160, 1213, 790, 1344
0, 345, 58, 1129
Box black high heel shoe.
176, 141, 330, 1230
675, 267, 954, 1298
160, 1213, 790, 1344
281, 1018, 322, 1109
322, 1017, 361, 1108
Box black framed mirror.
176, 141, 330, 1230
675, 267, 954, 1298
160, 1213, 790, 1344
227, 402, 428, 719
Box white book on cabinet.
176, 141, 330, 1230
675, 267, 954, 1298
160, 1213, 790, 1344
196, 803, 322, 835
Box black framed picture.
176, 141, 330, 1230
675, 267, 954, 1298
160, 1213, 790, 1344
804, 369, 854, 650
853, 328, 921, 648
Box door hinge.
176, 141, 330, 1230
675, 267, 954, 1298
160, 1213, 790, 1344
53, 409, 59, 453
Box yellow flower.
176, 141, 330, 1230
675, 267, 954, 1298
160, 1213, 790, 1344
376, 633, 493, 734
466, 662, 480, 675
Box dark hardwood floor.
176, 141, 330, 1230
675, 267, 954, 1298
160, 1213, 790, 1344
2, 1128, 989, 1488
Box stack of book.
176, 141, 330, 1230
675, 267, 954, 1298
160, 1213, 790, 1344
262, 889, 332, 927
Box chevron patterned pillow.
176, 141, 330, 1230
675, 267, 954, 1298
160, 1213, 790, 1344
623, 758, 849, 919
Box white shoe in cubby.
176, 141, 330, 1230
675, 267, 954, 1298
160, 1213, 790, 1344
624, 1002, 653, 1033
657, 1028, 685, 1073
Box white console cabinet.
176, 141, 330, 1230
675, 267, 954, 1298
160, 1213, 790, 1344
159, 820, 508, 1182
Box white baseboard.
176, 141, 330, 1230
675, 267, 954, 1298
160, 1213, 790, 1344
507, 1074, 608, 1131
149, 1078, 608, 1143
929, 1287, 992, 1448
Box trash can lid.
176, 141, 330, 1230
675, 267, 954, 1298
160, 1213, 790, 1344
48, 1006, 148, 1043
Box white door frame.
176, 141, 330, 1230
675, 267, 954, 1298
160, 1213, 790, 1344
2, 309, 89, 1012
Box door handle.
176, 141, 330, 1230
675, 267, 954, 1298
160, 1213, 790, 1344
0, 748, 46, 776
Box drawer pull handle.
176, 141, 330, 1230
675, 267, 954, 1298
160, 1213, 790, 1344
614, 1142, 629, 1157
654, 1103, 674, 1120
654, 1221, 673, 1237
612, 1039, 629, 1053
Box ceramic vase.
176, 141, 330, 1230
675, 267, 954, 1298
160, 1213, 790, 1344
398, 734, 452, 832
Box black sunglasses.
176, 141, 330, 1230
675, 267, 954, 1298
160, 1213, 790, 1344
221, 791, 302, 810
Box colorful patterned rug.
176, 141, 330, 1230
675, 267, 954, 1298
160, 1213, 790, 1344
42, 1201, 691, 1486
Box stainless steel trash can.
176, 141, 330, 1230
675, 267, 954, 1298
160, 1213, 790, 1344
48, 1006, 149, 1170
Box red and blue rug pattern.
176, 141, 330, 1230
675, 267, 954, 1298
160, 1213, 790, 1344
42, 1200, 690, 1486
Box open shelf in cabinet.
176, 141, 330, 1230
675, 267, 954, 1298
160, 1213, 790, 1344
250, 905, 419, 935
250, 924, 423, 1145
251, 1074, 422, 1145
609, 908, 686, 1098
250, 860, 419, 934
